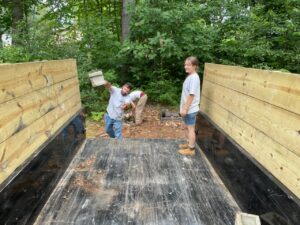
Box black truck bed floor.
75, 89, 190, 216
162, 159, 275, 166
34, 138, 239, 225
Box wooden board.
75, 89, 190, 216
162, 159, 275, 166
204, 63, 300, 115
0, 59, 77, 104
202, 80, 300, 157
0, 59, 81, 186
201, 63, 300, 199
0, 77, 79, 144
0, 95, 81, 184
200, 96, 300, 198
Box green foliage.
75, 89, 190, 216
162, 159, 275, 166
0, 5, 121, 116
104, 69, 120, 85
117, 1, 218, 102
1, 0, 299, 115
216, 0, 300, 72
0, 2, 11, 36
0, 45, 30, 62
79, 20, 121, 71
77, 66, 109, 116
145, 79, 181, 106
90, 111, 105, 121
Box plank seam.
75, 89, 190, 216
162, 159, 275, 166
201, 93, 300, 158
204, 77, 300, 117
199, 111, 300, 205
0, 89, 81, 145
0, 76, 78, 105
0, 108, 83, 192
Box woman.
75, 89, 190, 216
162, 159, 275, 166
178, 56, 201, 156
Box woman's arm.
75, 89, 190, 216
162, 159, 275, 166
180, 94, 194, 116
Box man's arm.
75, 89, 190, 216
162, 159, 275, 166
180, 94, 194, 117
121, 102, 132, 110
103, 80, 112, 90
131, 101, 136, 113
121, 97, 133, 110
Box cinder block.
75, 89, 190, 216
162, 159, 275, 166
89, 70, 105, 87
235, 212, 261, 225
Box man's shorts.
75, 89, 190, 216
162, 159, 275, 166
183, 111, 198, 126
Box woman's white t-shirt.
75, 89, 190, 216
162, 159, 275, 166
180, 73, 201, 114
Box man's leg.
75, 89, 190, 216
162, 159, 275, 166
105, 113, 116, 138
113, 119, 123, 139
135, 95, 148, 125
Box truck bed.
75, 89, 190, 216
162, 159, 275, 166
34, 138, 239, 225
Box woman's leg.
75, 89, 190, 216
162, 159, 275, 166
178, 112, 198, 156
187, 125, 196, 148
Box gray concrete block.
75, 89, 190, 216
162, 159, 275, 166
235, 212, 261, 225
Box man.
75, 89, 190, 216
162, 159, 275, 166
129, 90, 148, 125
104, 81, 133, 139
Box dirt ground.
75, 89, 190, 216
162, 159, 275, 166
86, 104, 185, 139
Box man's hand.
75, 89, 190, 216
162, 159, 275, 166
121, 103, 129, 110
103, 80, 112, 89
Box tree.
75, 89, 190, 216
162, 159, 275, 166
0, 1, 11, 46
11, 0, 24, 34
0, 0, 40, 44
121, 0, 134, 41
1, 0, 299, 111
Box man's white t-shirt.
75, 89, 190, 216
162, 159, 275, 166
180, 73, 201, 114
129, 90, 143, 101
107, 86, 131, 120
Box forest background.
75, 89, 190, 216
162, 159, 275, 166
0, 0, 299, 119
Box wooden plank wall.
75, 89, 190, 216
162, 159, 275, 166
200, 63, 300, 199
0, 59, 82, 186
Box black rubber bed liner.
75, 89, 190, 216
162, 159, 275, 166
196, 113, 300, 225
34, 138, 239, 225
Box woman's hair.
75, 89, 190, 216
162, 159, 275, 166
185, 56, 199, 71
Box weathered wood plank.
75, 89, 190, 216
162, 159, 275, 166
0, 77, 79, 144
202, 80, 300, 157
0, 94, 81, 184
0, 59, 82, 186
0, 59, 77, 104
204, 63, 300, 115
200, 96, 300, 198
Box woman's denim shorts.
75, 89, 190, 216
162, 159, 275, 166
183, 111, 198, 126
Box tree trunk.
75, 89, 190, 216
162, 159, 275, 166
114, 0, 120, 41
11, 0, 24, 44
121, 0, 134, 42
11, 0, 24, 30
0, 33, 3, 48
95, 0, 103, 21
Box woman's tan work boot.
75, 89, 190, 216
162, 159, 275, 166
178, 143, 189, 149
178, 147, 195, 156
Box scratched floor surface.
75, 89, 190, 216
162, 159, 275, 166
34, 138, 240, 225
